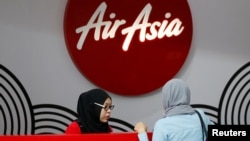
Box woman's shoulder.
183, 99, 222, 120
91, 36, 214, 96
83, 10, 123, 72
154, 116, 178, 127
195, 108, 205, 114
65, 121, 81, 134
195, 108, 214, 125
154, 111, 201, 126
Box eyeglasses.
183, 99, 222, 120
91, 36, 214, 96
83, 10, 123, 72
94, 102, 115, 111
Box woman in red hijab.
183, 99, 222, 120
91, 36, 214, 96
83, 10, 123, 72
65, 88, 114, 133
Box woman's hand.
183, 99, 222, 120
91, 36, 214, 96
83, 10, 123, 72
134, 122, 147, 133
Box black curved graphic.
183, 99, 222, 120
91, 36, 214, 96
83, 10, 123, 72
109, 117, 135, 132
218, 61, 250, 125
33, 104, 77, 134
0, 62, 249, 135
0, 105, 7, 134
0, 64, 34, 135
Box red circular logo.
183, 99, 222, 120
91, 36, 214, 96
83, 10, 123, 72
64, 0, 192, 96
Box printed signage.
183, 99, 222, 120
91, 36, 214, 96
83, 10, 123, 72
64, 0, 193, 96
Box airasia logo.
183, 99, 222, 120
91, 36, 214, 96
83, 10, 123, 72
76, 2, 184, 52
64, 0, 192, 96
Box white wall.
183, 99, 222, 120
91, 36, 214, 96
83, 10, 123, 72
0, 0, 249, 132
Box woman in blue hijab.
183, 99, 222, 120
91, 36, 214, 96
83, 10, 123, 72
134, 79, 213, 141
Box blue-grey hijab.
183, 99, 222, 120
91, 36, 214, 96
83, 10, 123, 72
162, 79, 195, 117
